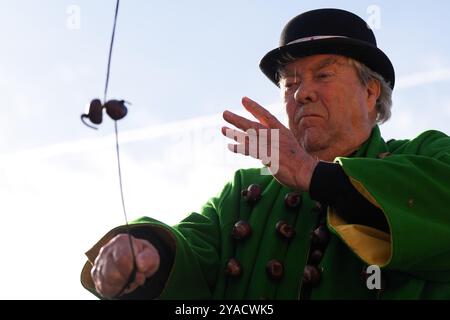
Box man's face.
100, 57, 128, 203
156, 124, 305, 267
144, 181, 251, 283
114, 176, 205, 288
280, 54, 378, 157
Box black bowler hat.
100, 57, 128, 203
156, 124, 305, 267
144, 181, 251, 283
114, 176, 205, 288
259, 8, 395, 89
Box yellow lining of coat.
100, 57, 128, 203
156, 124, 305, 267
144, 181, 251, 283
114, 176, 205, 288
327, 177, 392, 266
348, 177, 382, 209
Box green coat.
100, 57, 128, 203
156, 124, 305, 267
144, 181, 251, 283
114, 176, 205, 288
81, 126, 450, 299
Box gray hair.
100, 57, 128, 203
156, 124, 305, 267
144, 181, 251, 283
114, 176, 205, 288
276, 54, 393, 124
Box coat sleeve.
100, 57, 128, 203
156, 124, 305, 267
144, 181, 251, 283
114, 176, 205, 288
81, 177, 234, 299
327, 130, 450, 281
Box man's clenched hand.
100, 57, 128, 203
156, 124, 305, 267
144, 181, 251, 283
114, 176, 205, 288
91, 234, 160, 298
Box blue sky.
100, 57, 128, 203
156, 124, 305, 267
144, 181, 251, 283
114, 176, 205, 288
0, 0, 449, 299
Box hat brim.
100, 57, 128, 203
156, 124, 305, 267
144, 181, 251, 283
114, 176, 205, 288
259, 37, 395, 89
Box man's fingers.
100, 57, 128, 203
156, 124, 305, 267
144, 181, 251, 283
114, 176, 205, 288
91, 262, 126, 298
112, 249, 134, 274
241, 96, 283, 128
223, 110, 264, 132
93, 248, 128, 283
134, 272, 147, 287
224, 126, 275, 160
227, 142, 259, 159
221, 126, 247, 143
98, 281, 123, 299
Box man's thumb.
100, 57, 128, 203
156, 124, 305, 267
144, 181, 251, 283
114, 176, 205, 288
136, 245, 160, 277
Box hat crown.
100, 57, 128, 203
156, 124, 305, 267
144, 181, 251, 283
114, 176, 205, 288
280, 8, 376, 47
260, 8, 395, 89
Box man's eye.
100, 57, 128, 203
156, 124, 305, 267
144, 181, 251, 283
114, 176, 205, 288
316, 72, 333, 80
283, 81, 298, 89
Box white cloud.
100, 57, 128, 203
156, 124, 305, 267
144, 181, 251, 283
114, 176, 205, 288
396, 68, 450, 89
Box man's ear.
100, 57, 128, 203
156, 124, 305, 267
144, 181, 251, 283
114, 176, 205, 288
366, 79, 381, 112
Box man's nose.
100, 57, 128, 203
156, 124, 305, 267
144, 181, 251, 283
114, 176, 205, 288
293, 80, 318, 105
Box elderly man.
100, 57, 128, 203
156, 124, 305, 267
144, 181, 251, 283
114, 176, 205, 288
81, 9, 450, 299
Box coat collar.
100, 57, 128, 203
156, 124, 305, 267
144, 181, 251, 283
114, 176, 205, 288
352, 125, 389, 159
